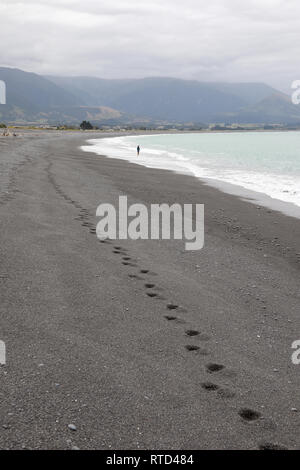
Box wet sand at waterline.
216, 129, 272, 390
0, 130, 299, 449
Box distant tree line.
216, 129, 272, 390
80, 121, 94, 130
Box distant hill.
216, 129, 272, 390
211, 82, 277, 106
1, 67, 300, 125
47, 76, 248, 122
226, 92, 300, 124
48, 76, 299, 124
0, 67, 124, 124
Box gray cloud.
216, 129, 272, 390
0, 0, 299, 91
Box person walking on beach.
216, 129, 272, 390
137, 145, 140, 156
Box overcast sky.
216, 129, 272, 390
0, 0, 299, 91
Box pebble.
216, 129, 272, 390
68, 424, 77, 432
291, 408, 298, 412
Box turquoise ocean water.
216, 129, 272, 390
82, 132, 300, 209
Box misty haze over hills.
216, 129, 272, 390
1, 67, 300, 126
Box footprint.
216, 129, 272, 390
258, 442, 288, 450
145, 283, 155, 289
122, 262, 136, 267
206, 363, 225, 373
114, 246, 127, 256
123, 257, 131, 261
164, 315, 177, 321
140, 269, 149, 274
167, 304, 178, 310
164, 315, 186, 324
239, 408, 261, 422
185, 330, 200, 337
147, 292, 158, 298
201, 382, 220, 391
185, 345, 200, 352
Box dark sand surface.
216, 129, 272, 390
0, 130, 299, 450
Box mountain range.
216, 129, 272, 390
0, 67, 299, 126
